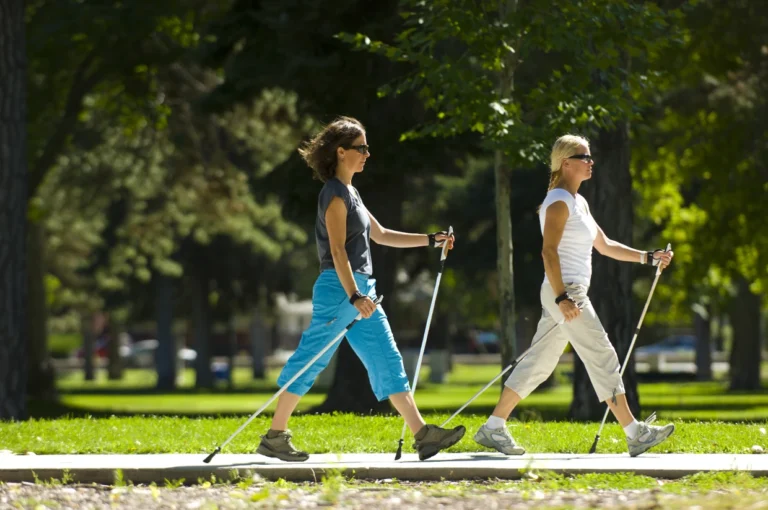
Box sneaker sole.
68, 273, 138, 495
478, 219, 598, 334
418, 426, 466, 461
629, 425, 675, 458
256, 443, 310, 463
473, 434, 526, 455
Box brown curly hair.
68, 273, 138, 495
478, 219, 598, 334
298, 116, 365, 182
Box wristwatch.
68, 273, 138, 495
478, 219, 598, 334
555, 292, 573, 305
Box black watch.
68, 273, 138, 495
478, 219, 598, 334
555, 292, 573, 305
349, 291, 365, 306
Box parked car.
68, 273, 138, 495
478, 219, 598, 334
74, 338, 196, 369
74, 336, 130, 360
127, 339, 197, 369
636, 335, 698, 356
635, 334, 702, 373
468, 330, 500, 354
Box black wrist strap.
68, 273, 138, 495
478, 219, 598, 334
427, 231, 447, 248
645, 249, 664, 266
555, 292, 572, 305
349, 291, 365, 306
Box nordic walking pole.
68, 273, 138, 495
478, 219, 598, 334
394, 226, 453, 460
203, 295, 384, 464
588, 243, 672, 454
439, 322, 561, 428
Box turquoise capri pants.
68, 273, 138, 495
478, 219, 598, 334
276, 269, 411, 401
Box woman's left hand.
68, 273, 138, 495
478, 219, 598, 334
654, 249, 674, 269
434, 231, 455, 251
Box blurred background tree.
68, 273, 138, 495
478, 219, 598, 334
8, 0, 765, 420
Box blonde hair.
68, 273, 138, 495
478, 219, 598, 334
547, 134, 590, 191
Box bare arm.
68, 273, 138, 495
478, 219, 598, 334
326, 197, 375, 317
541, 201, 569, 297
593, 225, 646, 263
368, 211, 455, 249
542, 201, 581, 322
594, 225, 675, 267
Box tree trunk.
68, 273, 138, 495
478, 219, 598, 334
495, 149, 517, 383
570, 123, 640, 421
428, 311, 450, 384
226, 312, 237, 390
25, 221, 56, 399
311, 339, 390, 414
728, 278, 762, 391
496, 0, 518, 382
712, 306, 724, 353
250, 307, 268, 380
694, 303, 713, 381
107, 314, 123, 381
193, 273, 213, 389
0, 0, 29, 420
155, 274, 177, 390
81, 313, 96, 381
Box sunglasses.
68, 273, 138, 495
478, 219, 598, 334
344, 144, 370, 155
567, 154, 594, 163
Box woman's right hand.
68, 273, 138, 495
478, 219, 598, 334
354, 296, 377, 318
559, 299, 581, 322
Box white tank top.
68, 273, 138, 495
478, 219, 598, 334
539, 188, 598, 287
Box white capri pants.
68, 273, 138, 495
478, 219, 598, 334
504, 282, 625, 403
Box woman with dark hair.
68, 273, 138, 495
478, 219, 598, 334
257, 116, 465, 462
472, 134, 676, 458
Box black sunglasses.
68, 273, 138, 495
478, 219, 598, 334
343, 144, 370, 155
567, 154, 594, 163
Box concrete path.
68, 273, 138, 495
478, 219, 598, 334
1, 452, 767, 484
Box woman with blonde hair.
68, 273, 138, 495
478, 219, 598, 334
472, 134, 675, 457
256, 116, 465, 462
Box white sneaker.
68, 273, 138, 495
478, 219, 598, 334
473, 424, 526, 455
626, 412, 675, 457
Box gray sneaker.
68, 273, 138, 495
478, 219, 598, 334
413, 424, 466, 461
256, 430, 310, 462
627, 413, 675, 457
473, 424, 526, 455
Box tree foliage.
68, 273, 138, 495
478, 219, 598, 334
31, 2, 312, 322
632, 0, 768, 320
341, 0, 679, 156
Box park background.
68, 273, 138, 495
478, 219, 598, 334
1, 0, 767, 435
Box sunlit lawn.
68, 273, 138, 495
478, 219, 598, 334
51, 364, 768, 421
2, 414, 767, 456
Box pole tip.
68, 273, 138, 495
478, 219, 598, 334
203, 447, 221, 464
588, 435, 599, 455
394, 439, 404, 461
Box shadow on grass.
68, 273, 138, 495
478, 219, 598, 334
27, 398, 405, 421
56, 385, 321, 396
28, 397, 768, 424
55, 370, 767, 396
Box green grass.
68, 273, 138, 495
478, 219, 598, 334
55, 363, 536, 391
51, 365, 768, 421
1, 414, 766, 455
49, 333, 82, 358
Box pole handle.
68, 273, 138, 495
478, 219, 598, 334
439, 226, 454, 262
